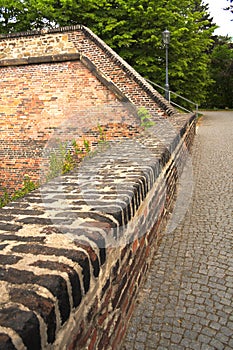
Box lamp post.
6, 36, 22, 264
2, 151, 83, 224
162, 29, 170, 101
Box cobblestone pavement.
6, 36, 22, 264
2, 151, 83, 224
122, 111, 233, 350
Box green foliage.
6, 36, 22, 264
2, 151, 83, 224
0, 188, 11, 208
0, 121, 120, 207
0, 175, 37, 208
203, 36, 233, 109
46, 142, 69, 181
97, 124, 107, 143
12, 175, 37, 199
93, 0, 217, 105
137, 107, 155, 128
83, 139, 91, 153
71, 139, 84, 157
45, 138, 92, 181
46, 141, 77, 180
0, 0, 217, 105
0, 133, 99, 207
62, 149, 75, 174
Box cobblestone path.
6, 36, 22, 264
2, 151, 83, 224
122, 111, 233, 350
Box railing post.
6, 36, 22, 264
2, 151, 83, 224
165, 43, 169, 101
145, 78, 198, 115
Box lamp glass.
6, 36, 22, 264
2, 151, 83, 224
162, 29, 170, 45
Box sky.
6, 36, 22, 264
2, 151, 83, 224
203, 0, 233, 37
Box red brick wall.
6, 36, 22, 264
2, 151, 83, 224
0, 60, 139, 193
69, 28, 169, 116
0, 26, 175, 195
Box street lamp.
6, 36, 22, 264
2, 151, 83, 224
162, 29, 170, 101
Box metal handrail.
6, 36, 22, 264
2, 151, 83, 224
145, 79, 198, 116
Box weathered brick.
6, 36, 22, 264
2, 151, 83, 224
97, 330, 111, 350
0, 333, 17, 350
9, 287, 56, 344
0, 223, 22, 231
12, 244, 91, 293
112, 274, 128, 308
0, 254, 22, 265
101, 278, 111, 300
74, 240, 100, 278
67, 321, 84, 350
87, 298, 98, 323
0, 234, 46, 243
0, 267, 70, 324
31, 260, 82, 308
0, 307, 41, 349
88, 329, 97, 350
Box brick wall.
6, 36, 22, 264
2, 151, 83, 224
0, 58, 140, 193
0, 25, 176, 194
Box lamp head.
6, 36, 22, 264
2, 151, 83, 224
162, 29, 170, 45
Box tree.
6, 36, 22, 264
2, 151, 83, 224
0, 1, 28, 33
204, 36, 233, 109
103, 0, 217, 106
0, 0, 108, 32
0, 0, 217, 106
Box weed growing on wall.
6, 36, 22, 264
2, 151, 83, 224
0, 117, 152, 210
45, 138, 92, 181
13, 175, 37, 199
71, 140, 83, 156
97, 124, 107, 143
0, 175, 38, 208
46, 142, 71, 181
45, 125, 108, 181
83, 139, 91, 153
137, 107, 155, 128
0, 189, 11, 208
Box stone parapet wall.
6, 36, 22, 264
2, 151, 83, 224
0, 113, 196, 349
